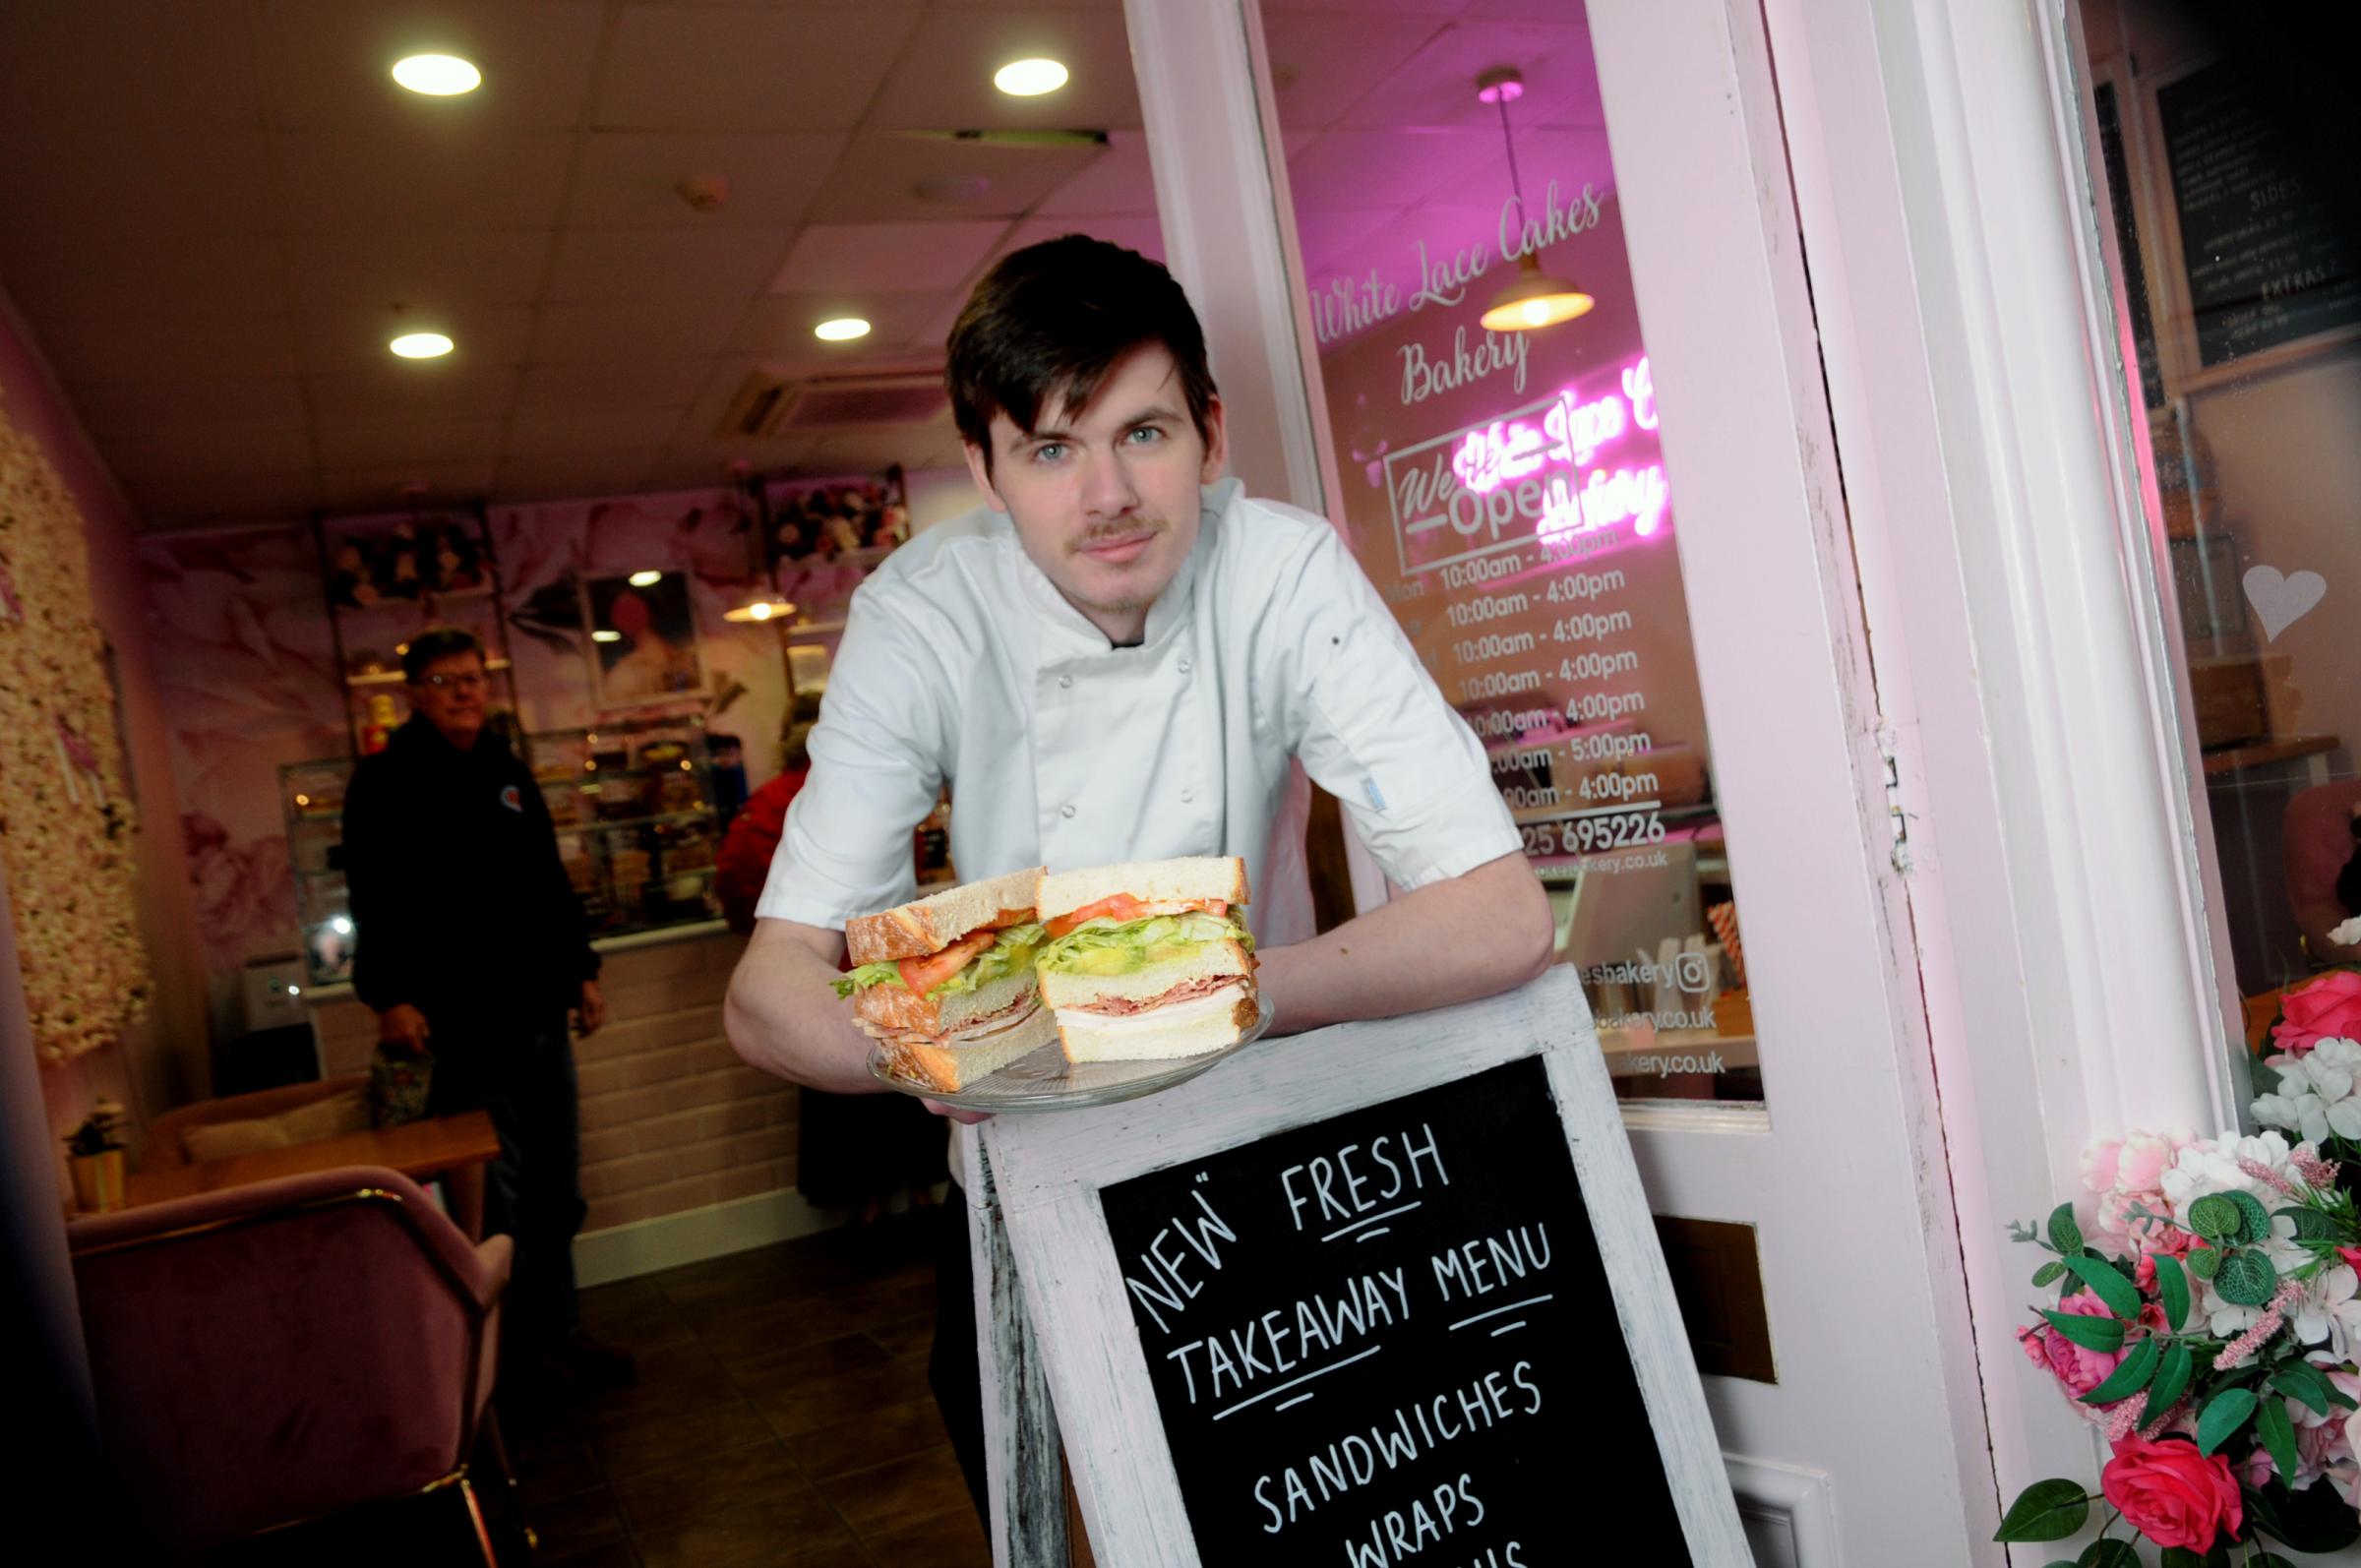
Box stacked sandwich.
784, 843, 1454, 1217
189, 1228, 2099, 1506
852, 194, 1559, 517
840, 856, 1261, 1092
1034, 857, 1259, 1064
833, 867, 1053, 1092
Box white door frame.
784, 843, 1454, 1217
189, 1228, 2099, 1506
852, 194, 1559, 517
1127, 0, 2002, 1558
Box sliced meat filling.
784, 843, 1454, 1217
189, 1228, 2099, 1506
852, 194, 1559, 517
856, 991, 1042, 1047
1071, 977, 1246, 1017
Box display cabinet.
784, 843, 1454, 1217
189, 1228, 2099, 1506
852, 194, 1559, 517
280, 757, 358, 987
530, 715, 724, 936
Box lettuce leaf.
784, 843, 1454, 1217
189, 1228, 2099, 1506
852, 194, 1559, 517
829, 923, 1048, 999
1038, 912, 1253, 978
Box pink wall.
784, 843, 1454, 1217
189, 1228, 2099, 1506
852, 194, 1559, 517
0, 287, 208, 1167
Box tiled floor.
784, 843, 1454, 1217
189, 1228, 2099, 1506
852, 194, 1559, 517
516, 1211, 988, 1568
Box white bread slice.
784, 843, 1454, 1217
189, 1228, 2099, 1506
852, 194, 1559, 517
1037, 939, 1251, 1010
846, 866, 1044, 965
881, 1002, 1058, 1092
857, 967, 1038, 1035
1056, 985, 1258, 1064
1036, 857, 1248, 921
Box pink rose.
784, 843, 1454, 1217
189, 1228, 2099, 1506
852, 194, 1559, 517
2116, 1133, 2181, 1192
2102, 1434, 2244, 1551
2273, 970, 2361, 1057
2084, 1139, 2126, 1194
2022, 1292, 2128, 1399
2337, 1245, 2361, 1274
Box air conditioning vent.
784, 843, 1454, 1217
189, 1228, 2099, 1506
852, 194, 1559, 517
714, 370, 947, 440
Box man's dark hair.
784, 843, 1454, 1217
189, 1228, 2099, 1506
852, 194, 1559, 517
402, 627, 484, 684
946, 235, 1217, 473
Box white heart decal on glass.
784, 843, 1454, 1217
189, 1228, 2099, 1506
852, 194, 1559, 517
2243, 565, 2328, 641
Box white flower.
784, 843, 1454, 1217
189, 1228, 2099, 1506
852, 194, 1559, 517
2256, 1040, 2361, 1145
2332, 916, 2361, 946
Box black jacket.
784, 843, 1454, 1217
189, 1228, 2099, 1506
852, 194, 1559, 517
343, 715, 597, 1021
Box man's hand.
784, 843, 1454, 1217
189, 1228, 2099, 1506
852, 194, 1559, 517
726, 918, 885, 1094
1254, 851, 1555, 1037
922, 1098, 993, 1125
379, 1003, 432, 1054
575, 979, 607, 1037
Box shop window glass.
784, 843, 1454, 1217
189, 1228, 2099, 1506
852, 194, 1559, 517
1255, 3, 1759, 1103
2078, 2, 2361, 1076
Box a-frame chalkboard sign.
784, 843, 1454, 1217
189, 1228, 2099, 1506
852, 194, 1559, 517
961, 967, 1747, 1566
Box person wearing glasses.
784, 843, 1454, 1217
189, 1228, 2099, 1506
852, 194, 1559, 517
341, 626, 632, 1417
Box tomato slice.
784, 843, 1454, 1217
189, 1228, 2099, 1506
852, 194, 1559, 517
1046, 894, 1149, 939
897, 928, 998, 994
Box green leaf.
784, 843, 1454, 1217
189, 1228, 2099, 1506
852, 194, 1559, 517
2248, 1554, 2298, 1568
2077, 1542, 2139, 1568
2039, 1308, 2127, 1353
2256, 1395, 2300, 1490
2189, 1193, 2242, 1241
2188, 1244, 2224, 1280
2154, 1252, 2192, 1332
2225, 1189, 2272, 1242
2197, 1386, 2259, 1455
2158, 1551, 2206, 1568
2276, 1204, 2338, 1241
2031, 1259, 2067, 1289
2048, 1202, 2086, 1257
2272, 1361, 2334, 1417
2212, 1247, 2280, 1307
2063, 1254, 2142, 1320
2143, 1340, 2195, 1427
2080, 1335, 2162, 1406
1993, 1478, 2090, 1542
2244, 1478, 2361, 1553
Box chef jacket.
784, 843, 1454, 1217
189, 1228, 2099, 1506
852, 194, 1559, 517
755, 477, 1519, 946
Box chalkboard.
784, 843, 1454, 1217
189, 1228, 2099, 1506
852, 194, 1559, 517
974, 972, 1747, 1566
2093, 81, 2166, 408
2158, 61, 2361, 369
1098, 1054, 1682, 1567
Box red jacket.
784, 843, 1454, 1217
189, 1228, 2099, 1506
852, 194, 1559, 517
715, 766, 807, 935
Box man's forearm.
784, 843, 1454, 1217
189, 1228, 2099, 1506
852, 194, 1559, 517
1255, 851, 1556, 1036
724, 920, 878, 1095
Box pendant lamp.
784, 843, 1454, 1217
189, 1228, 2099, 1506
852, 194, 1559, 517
1475, 67, 1594, 333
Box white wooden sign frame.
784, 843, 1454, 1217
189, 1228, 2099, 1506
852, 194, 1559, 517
963, 969, 1748, 1566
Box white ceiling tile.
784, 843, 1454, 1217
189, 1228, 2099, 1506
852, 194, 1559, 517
1285, 129, 1484, 209
529, 295, 749, 365
68, 378, 309, 440
804, 428, 947, 473
595, 7, 923, 132
0, 233, 291, 320
319, 459, 501, 513
546, 226, 797, 303
801, 133, 1101, 224
642, 448, 788, 496
994, 215, 1164, 266
770, 222, 1009, 295
516, 359, 721, 412
306, 361, 525, 422
0, 131, 278, 235
1034, 133, 1157, 217
295, 305, 536, 375
1259, 0, 1469, 14
1260, 12, 1454, 132
494, 450, 665, 503
275, 127, 575, 230
102, 418, 317, 483
863, 9, 1141, 132
317, 416, 502, 471
127, 471, 323, 528
1336, 19, 1603, 130
568, 132, 847, 228
731, 294, 953, 357
286, 230, 553, 310
256, 0, 606, 129
506, 407, 689, 460
1290, 208, 1406, 282
0, 1, 262, 129
31, 314, 301, 385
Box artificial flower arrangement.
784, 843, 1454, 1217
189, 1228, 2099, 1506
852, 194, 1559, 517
1997, 964, 2361, 1563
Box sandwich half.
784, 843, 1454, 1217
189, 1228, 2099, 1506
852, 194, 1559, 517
835, 867, 1052, 1092
1033, 857, 1258, 1064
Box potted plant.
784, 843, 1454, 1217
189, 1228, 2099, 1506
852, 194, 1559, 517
65, 1098, 127, 1214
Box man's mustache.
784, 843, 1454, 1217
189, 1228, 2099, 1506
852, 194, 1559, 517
1073, 515, 1168, 550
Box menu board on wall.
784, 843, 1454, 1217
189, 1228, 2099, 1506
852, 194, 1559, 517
2093, 81, 2167, 407
2158, 61, 2361, 369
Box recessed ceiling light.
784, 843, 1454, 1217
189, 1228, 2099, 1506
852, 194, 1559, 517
994, 58, 1068, 96
389, 332, 454, 359
629, 570, 663, 587
814, 318, 871, 342
591, 630, 622, 643
392, 54, 481, 96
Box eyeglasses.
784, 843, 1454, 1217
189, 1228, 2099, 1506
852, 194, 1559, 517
417, 672, 488, 693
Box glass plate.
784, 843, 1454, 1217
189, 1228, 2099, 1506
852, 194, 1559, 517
868, 994, 1274, 1113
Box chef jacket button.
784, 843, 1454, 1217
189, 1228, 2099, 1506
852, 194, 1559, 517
1178, 657, 1192, 675
1060, 804, 1076, 819
1058, 675, 1072, 690
1180, 786, 1196, 804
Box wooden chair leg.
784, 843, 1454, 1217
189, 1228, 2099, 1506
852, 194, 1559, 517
459, 1477, 501, 1568
479, 1407, 519, 1494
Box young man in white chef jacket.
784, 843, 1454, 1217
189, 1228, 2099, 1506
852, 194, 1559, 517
726, 235, 1555, 1513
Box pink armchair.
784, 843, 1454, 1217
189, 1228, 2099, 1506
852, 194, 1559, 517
2284, 778, 2361, 965
68, 1166, 513, 1558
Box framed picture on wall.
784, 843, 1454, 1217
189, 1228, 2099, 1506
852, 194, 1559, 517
581, 571, 704, 711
